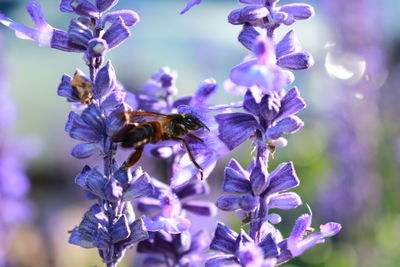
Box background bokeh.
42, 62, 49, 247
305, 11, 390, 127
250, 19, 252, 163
1, 0, 400, 266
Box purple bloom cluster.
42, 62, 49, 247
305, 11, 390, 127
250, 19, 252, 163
0, 0, 342, 266
0, 36, 32, 266
204, 0, 341, 266
0, 1, 149, 266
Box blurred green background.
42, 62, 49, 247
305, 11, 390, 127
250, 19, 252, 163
1, 0, 400, 266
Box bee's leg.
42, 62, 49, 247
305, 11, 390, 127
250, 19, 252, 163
187, 133, 204, 143
173, 137, 204, 180
120, 146, 144, 170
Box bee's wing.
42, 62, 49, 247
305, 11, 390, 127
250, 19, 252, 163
115, 111, 170, 124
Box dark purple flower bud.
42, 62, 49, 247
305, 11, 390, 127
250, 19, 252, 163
260, 93, 281, 121
87, 38, 108, 58
102, 10, 140, 27
238, 25, 260, 51
266, 162, 299, 195
182, 200, 217, 216
243, 89, 260, 116
209, 222, 238, 254
259, 233, 279, 258
275, 87, 306, 121
277, 52, 314, 70
276, 30, 301, 59
267, 115, 304, 139
51, 29, 86, 52
216, 195, 241, 211
96, 0, 119, 12
110, 214, 130, 243
223, 164, 252, 194
60, 0, 99, 18
239, 194, 259, 211
192, 78, 217, 105
94, 61, 116, 98
268, 192, 301, 210
123, 173, 153, 201
102, 17, 130, 49
68, 19, 92, 48
71, 143, 98, 158
216, 113, 258, 150
180, 0, 202, 14
205, 256, 239, 267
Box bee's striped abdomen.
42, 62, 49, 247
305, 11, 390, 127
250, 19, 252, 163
121, 121, 162, 148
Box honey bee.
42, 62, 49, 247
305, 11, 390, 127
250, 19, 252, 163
111, 111, 209, 179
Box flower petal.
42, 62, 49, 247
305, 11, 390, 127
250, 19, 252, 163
266, 162, 299, 194
268, 192, 302, 210
276, 30, 301, 59
216, 113, 258, 150
267, 115, 304, 139
275, 87, 306, 121
223, 164, 252, 194
71, 143, 97, 158
238, 24, 260, 51
191, 78, 217, 105
209, 222, 238, 254
102, 10, 140, 27
277, 52, 314, 70
111, 214, 130, 243
94, 61, 116, 98
216, 195, 241, 211
96, 0, 119, 12
102, 17, 130, 49
123, 173, 153, 201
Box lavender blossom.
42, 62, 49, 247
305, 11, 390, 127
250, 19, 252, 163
0, 36, 32, 267
136, 179, 216, 266
208, 0, 341, 265
0, 1, 148, 266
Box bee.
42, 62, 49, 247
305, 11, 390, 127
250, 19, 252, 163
111, 111, 210, 179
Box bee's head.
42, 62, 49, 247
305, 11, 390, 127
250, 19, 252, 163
181, 114, 210, 131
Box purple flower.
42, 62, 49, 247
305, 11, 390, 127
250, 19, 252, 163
216, 158, 301, 220
70, 165, 152, 263
136, 179, 216, 234
0, 1, 139, 55
207, 215, 341, 266
216, 87, 305, 151
138, 229, 210, 266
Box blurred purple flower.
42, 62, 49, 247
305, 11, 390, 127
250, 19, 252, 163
180, 0, 203, 14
